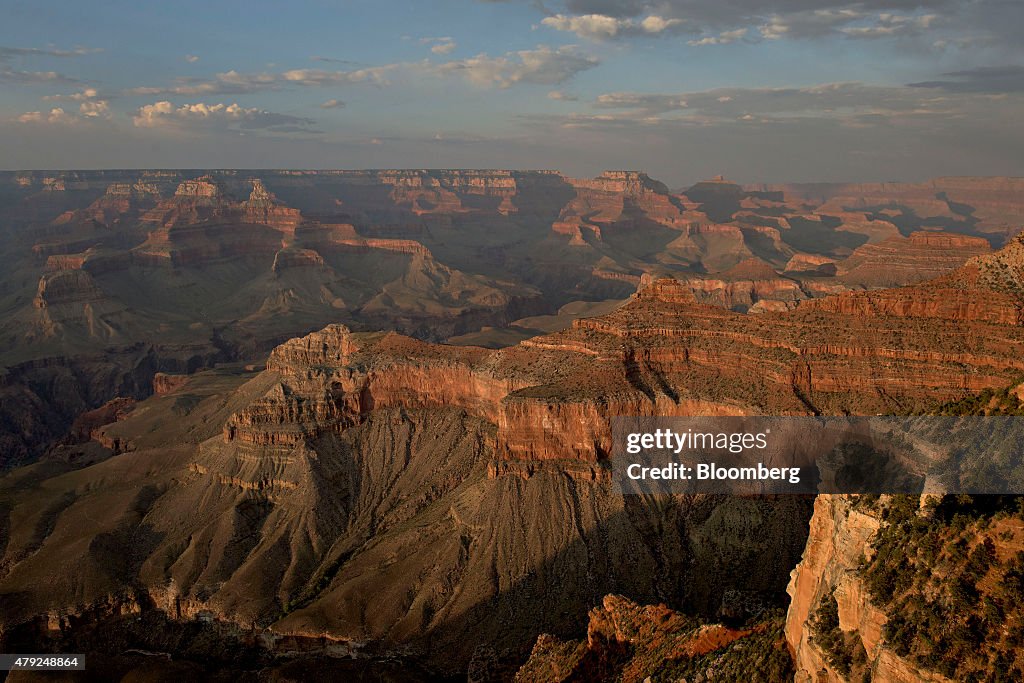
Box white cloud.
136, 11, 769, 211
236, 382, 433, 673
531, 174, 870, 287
16, 107, 76, 124
16, 89, 109, 124
760, 9, 863, 40
185, 54, 200, 63
43, 87, 101, 102
540, 13, 683, 40
128, 66, 393, 97
78, 100, 109, 117
126, 70, 278, 95
47, 87, 110, 118
132, 101, 318, 134
688, 28, 748, 46
320, 98, 345, 109
548, 90, 579, 101
421, 37, 457, 55
279, 66, 392, 86
841, 14, 939, 39
431, 45, 598, 87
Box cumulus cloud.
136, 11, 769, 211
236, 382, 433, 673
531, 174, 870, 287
540, 13, 684, 39
16, 107, 77, 124
132, 101, 319, 134
43, 87, 101, 101
78, 100, 110, 117
43, 88, 111, 117
420, 37, 457, 55
185, 54, 200, 63
279, 66, 393, 86
320, 98, 346, 109
16, 84, 110, 124
430, 45, 598, 87
688, 28, 747, 46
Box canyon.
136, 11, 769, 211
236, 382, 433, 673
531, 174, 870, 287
2, 169, 1024, 680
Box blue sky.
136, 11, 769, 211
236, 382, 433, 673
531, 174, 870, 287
2, 0, 1024, 184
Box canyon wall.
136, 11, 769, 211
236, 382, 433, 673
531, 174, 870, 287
786, 496, 955, 683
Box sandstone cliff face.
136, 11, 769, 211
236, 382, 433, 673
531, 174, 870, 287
216, 244, 1024, 471
682, 259, 810, 311
786, 253, 838, 275
837, 231, 991, 287
786, 496, 955, 683
242, 179, 302, 234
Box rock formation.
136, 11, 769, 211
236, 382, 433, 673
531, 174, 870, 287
515, 595, 792, 682
837, 231, 991, 287
4, 169, 1024, 679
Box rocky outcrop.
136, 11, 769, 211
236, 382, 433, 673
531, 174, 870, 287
52, 181, 161, 227
175, 176, 225, 199
243, 179, 302, 234
33, 270, 106, 308
785, 253, 838, 276
556, 171, 689, 228
552, 218, 602, 244
271, 247, 326, 273
786, 496, 956, 683
139, 175, 301, 235
329, 238, 431, 257
516, 595, 791, 683
786, 496, 881, 682
43, 248, 131, 275
682, 258, 810, 310
66, 396, 136, 443
837, 231, 991, 287
152, 372, 189, 396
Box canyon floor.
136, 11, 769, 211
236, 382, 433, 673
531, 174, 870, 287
1, 170, 1024, 681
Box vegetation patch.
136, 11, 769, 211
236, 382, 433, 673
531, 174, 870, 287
860, 494, 1024, 682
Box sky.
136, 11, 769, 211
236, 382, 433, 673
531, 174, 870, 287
2, 0, 1023, 185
